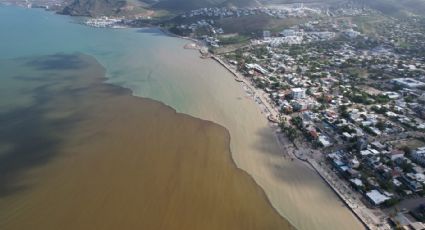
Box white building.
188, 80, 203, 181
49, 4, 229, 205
280, 29, 303, 37
411, 147, 425, 166
268, 36, 303, 46
245, 63, 268, 75
343, 29, 360, 38
366, 190, 390, 205
391, 78, 425, 89
318, 135, 332, 147
291, 99, 317, 111
291, 88, 306, 99
349, 158, 360, 168
383, 91, 400, 99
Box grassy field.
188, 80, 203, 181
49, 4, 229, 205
359, 0, 425, 17
392, 138, 425, 152
216, 15, 306, 36
350, 15, 389, 36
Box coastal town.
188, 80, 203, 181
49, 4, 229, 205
165, 4, 425, 230
4, 0, 425, 229
48, 3, 425, 230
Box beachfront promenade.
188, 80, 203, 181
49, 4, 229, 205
211, 54, 391, 230
211, 55, 280, 122
308, 159, 391, 230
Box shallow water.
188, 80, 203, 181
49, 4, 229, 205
0, 54, 293, 230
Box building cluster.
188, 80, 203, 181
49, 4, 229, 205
170, 3, 376, 48
221, 11, 425, 223
84, 16, 127, 28
328, 143, 425, 206
173, 19, 223, 47
256, 17, 364, 46
181, 5, 321, 20
259, 28, 338, 46
181, 4, 375, 20
373, 17, 425, 59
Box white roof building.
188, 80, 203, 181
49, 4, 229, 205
318, 135, 332, 147
291, 88, 306, 99
391, 78, 425, 89
350, 178, 363, 187
366, 190, 390, 205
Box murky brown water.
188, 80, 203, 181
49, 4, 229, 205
0, 54, 293, 230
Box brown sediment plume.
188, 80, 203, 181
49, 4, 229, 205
0, 54, 293, 230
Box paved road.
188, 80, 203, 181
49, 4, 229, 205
309, 158, 391, 230
214, 55, 395, 229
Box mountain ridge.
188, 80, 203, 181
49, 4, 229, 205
60, 0, 425, 17
61, 0, 128, 16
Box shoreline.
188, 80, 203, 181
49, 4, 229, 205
208, 52, 375, 229
209, 48, 390, 230
2, 5, 367, 228
143, 24, 368, 229
0, 53, 294, 230
95, 53, 297, 229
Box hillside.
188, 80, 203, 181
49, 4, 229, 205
61, 0, 425, 17
223, 0, 261, 7
260, 0, 345, 4
354, 0, 425, 17
261, 0, 425, 17
61, 0, 128, 16
61, 0, 261, 16
153, 0, 260, 11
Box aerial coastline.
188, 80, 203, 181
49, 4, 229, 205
0, 4, 365, 230
3, 1, 425, 229
0, 53, 295, 230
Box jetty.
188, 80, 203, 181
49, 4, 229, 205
184, 43, 211, 58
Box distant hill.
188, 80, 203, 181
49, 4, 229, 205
61, 0, 425, 17
261, 0, 425, 17
61, 0, 128, 16
354, 0, 425, 17
62, 0, 261, 16
223, 0, 261, 7
260, 0, 344, 4
153, 0, 260, 11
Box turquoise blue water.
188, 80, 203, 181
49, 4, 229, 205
0, 6, 198, 111
0, 6, 365, 230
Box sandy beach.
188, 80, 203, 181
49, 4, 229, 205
113, 40, 365, 229
0, 6, 364, 228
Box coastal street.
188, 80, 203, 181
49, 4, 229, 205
310, 159, 391, 230
211, 52, 392, 230
211, 55, 281, 122
4, 1, 425, 230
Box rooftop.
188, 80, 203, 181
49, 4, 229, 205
366, 190, 390, 205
